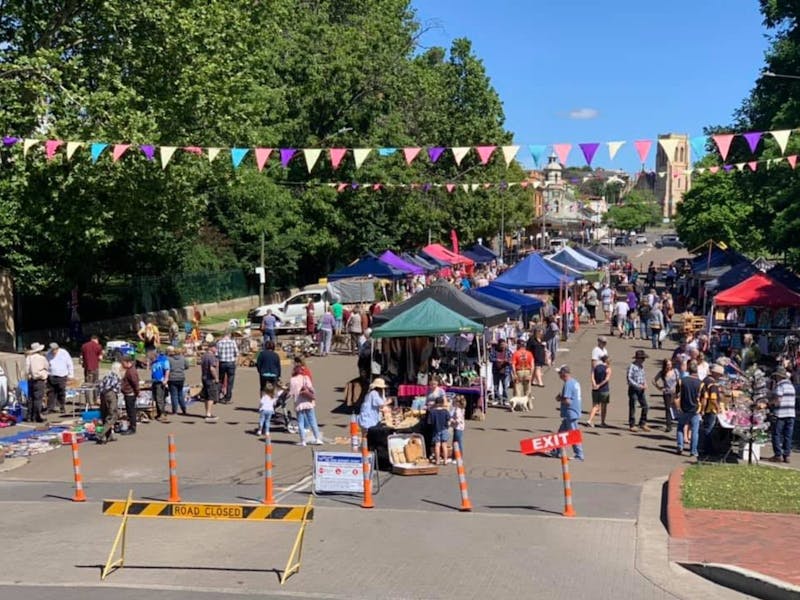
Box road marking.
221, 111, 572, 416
276, 474, 312, 502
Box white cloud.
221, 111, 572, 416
567, 108, 600, 120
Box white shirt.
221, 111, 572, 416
615, 301, 629, 318
259, 393, 275, 413
696, 361, 709, 381
47, 349, 74, 378
591, 346, 608, 364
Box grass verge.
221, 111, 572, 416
201, 311, 248, 325
682, 464, 800, 514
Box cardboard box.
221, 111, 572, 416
387, 433, 438, 476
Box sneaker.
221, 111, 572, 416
573, 456, 584, 462
784, 456, 791, 464
640, 425, 652, 432
767, 456, 783, 463
295, 441, 307, 447
629, 426, 638, 432
311, 439, 324, 445
586, 421, 595, 428
676, 449, 682, 455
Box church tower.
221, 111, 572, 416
654, 133, 690, 219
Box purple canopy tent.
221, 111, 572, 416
378, 250, 425, 275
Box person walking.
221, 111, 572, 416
255, 340, 281, 392
526, 328, 547, 387
551, 365, 584, 461
318, 308, 336, 356
166, 346, 188, 416
489, 339, 512, 406
46, 342, 73, 414
587, 355, 611, 428
768, 366, 796, 463
150, 349, 170, 422
119, 354, 140, 435
25, 342, 48, 423
652, 358, 681, 433
627, 350, 651, 432
648, 303, 665, 349
544, 316, 560, 367
80, 334, 103, 406
600, 283, 613, 324
584, 286, 598, 326
289, 365, 323, 446
257, 381, 276, 437
216, 330, 239, 404
346, 308, 363, 354
511, 338, 534, 398
675, 360, 702, 456
451, 395, 467, 455
200, 343, 220, 421
97, 362, 122, 444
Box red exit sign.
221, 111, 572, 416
519, 429, 583, 455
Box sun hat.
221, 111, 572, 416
772, 366, 789, 379
28, 342, 45, 354
205, 333, 215, 343
633, 350, 649, 360
370, 377, 388, 389
710, 364, 725, 376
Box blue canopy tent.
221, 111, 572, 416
767, 265, 800, 294
492, 253, 575, 290
401, 252, 439, 272
574, 246, 609, 265
691, 247, 749, 274
548, 248, 597, 272
465, 288, 521, 318
477, 285, 544, 318
705, 261, 760, 292
462, 243, 498, 265
328, 254, 408, 281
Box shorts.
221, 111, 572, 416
592, 390, 610, 404
201, 380, 220, 403
433, 430, 451, 443
586, 305, 597, 318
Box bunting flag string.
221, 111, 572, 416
579, 142, 599, 166
254, 147, 272, 172
607, 141, 625, 161
303, 148, 321, 173
66, 141, 83, 160
634, 140, 652, 164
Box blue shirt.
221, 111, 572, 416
151, 353, 170, 383
262, 315, 278, 331
357, 389, 385, 429
560, 377, 582, 420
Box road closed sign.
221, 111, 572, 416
313, 451, 371, 494
519, 429, 583, 455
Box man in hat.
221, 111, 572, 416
591, 336, 608, 370
768, 366, 796, 463
25, 343, 48, 422
699, 363, 725, 458
626, 350, 651, 432
358, 377, 388, 433
46, 342, 74, 414
551, 365, 584, 461
119, 354, 140, 435
200, 342, 219, 421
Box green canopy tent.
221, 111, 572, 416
371, 297, 485, 338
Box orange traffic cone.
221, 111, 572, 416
71, 441, 87, 502
453, 442, 472, 512
361, 435, 374, 509
561, 453, 576, 517
350, 412, 359, 453
167, 434, 181, 502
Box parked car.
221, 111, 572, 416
654, 234, 684, 249
634, 234, 648, 244
549, 237, 570, 252
613, 235, 631, 246
599, 237, 614, 246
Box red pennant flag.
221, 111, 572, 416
713, 134, 735, 161
475, 145, 496, 165
634, 140, 652, 163
183, 146, 203, 156
45, 140, 64, 160
450, 229, 459, 255
403, 147, 421, 165
788, 155, 798, 169
747, 161, 758, 171
446, 183, 456, 193
254, 148, 272, 172
112, 144, 130, 162
329, 148, 347, 170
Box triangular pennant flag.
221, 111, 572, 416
428, 147, 445, 163
747, 161, 758, 171
303, 148, 322, 173
470, 183, 480, 192
91, 143, 108, 163
461, 184, 469, 193
23, 138, 39, 156
403, 147, 421, 165
254, 148, 272, 172
112, 144, 130, 162
139, 144, 155, 161
475, 145, 496, 165
696, 167, 706, 174
528, 144, 546, 167
452, 147, 470, 166
446, 183, 456, 193
329, 147, 348, 169
336, 183, 348, 193
658, 138, 679, 163
684, 168, 694, 175
501, 145, 519, 166
372, 183, 382, 191
578, 142, 600, 166
734, 162, 746, 171
207, 147, 222, 163
553, 143, 571, 165
723, 165, 734, 172
66, 141, 83, 160
160, 146, 177, 169
520, 181, 529, 188
45, 140, 64, 160
2, 136, 19, 146
742, 131, 762, 154
280, 148, 296, 168
770, 130, 791, 155
377, 147, 397, 157
788, 155, 797, 169
634, 140, 652, 163
690, 135, 708, 162
657, 171, 666, 178
231, 148, 249, 168
353, 148, 372, 169
713, 134, 735, 161
709, 166, 720, 174
507, 182, 517, 188
183, 146, 203, 156
607, 141, 625, 161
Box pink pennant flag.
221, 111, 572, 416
747, 161, 758, 172
578, 142, 600, 166
254, 148, 272, 172
329, 148, 347, 170
709, 166, 720, 174
446, 183, 456, 193
112, 144, 130, 162
45, 140, 64, 160
634, 140, 652, 163
403, 147, 421, 165
553, 143, 571, 165
713, 134, 735, 161
788, 155, 798, 169
483, 183, 492, 189
336, 183, 348, 192
475, 145, 496, 165
372, 183, 382, 191
520, 181, 529, 189
183, 146, 203, 156
742, 132, 762, 154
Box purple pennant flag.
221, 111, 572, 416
350, 182, 359, 190
499, 181, 508, 190
723, 164, 734, 172
579, 142, 600, 166
140, 144, 155, 161
3, 136, 19, 146
743, 132, 762, 154
422, 183, 432, 192
428, 147, 445, 163
280, 148, 296, 168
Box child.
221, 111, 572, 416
451, 395, 466, 456
428, 395, 451, 465
257, 382, 276, 437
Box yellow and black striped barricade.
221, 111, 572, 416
101, 491, 314, 585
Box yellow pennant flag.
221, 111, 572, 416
207, 147, 222, 163
160, 146, 177, 169
66, 141, 83, 160
23, 139, 39, 156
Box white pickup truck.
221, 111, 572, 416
247, 278, 376, 333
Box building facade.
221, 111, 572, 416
654, 133, 691, 219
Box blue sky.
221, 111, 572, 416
411, 0, 771, 173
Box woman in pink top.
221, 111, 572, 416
289, 365, 323, 446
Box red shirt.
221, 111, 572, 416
81, 339, 103, 371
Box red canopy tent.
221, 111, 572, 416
422, 243, 475, 274
713, 273, 800, 307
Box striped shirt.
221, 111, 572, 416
627, 362, 646, 389
216, 337, 239, 363
772, 379, 796, 419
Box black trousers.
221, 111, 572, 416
219, 362, 236, 401
152, 382, 167, 417
123, 394, 137, 431
28, 379, 46, 421
47, 375, 67, 411
628, 386, 648, 426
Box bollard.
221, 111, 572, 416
453, 442, 472, 512
360, 435, 374, 509
263, 433, 275, 505
167, 434, 181, 502
560, 452, 576, 517
349, 412, 360, 453
71, 441, 87, 502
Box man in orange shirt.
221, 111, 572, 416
511, 337, 534, 398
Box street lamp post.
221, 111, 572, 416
499, 194, 506, 264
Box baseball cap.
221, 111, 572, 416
557, 364, 570, 374
597, 335, 607, 343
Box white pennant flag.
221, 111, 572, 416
303, 148, 322, 173
658, 171, 666, 178
207, 147, 222, 163
470, 183, 480, 192
683, 168, 693, 175
606, 141, 625, 161
501, 145, 520, 166
461, 184, 469, 193
658, 138, 680, 162
353, 148, 372, 169
23, 138, 39, 156
735, 162, 746, 171
770, 130, 792, 155
696, 167, 706, 174
507, 182, 517, 188
66, 141, 83, 160
160, 146, 177, 169
452, 147, 470, 166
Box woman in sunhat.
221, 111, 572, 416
358, 377, 389, 434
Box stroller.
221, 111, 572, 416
271, 384, 299, 434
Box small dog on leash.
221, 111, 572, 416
509, 394, 533, 412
